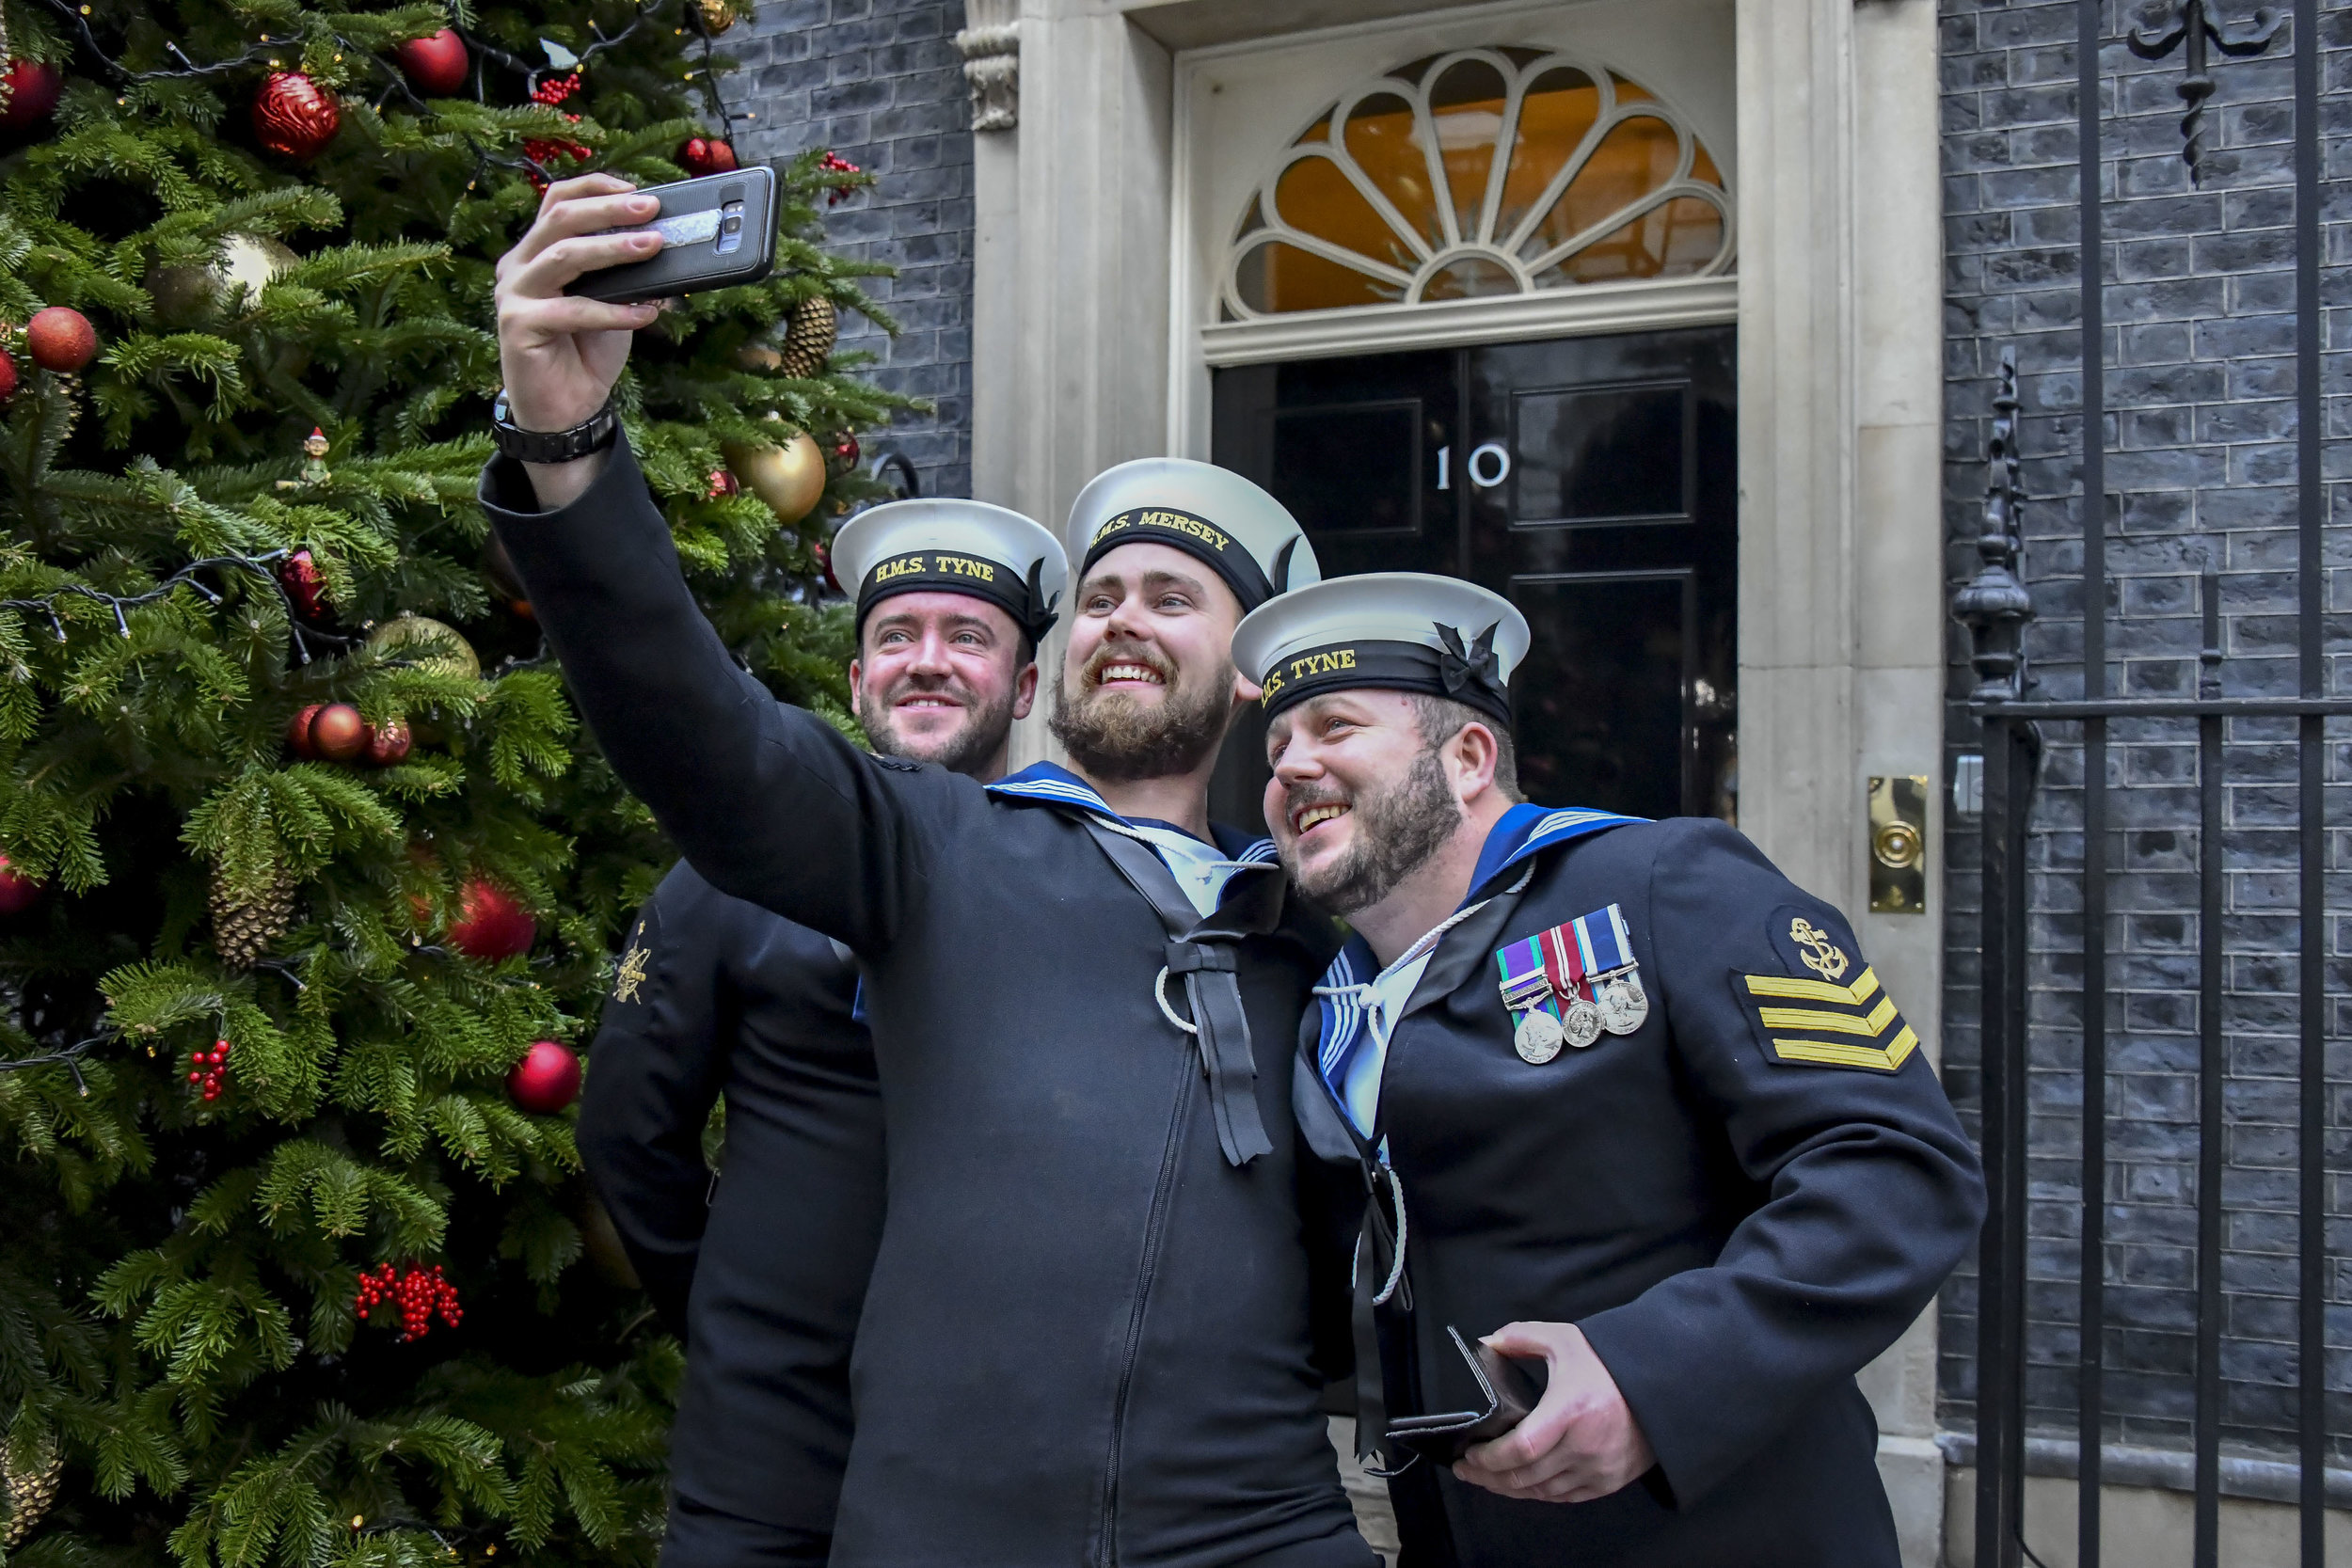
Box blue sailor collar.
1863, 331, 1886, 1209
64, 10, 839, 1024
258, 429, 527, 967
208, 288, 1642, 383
1311, 800, 1644, 1107
1467, 801, 1646, 898
985, 761, 1278, 863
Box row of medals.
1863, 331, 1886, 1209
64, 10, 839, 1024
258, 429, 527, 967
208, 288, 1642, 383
1508, 969, 1648, 1064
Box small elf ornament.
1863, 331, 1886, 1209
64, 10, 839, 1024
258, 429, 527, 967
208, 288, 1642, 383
253, 71, 341, 161
277, 426, 331, 490
186, 1037, 231, 1101
354, 1262, 464, 1341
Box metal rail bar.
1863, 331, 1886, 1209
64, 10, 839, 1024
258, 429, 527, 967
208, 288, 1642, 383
2077, 7, 2109, 1559
1976, 721, 2036, 1568
2292, 4, 2325, 1562
1973, 697, 2352, 721
2194, 570, 2224, 1568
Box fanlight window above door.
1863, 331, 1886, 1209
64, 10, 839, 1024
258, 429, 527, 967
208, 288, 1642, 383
1222, 48, 1733, 320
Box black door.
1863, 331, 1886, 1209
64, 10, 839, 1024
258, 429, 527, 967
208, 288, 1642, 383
1209, 327, 1736, 834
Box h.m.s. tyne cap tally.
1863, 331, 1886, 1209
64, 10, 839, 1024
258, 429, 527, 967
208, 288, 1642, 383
831, 499, 1069, 645
1230, 572, 1532, 730
1067, 458, 1321, 614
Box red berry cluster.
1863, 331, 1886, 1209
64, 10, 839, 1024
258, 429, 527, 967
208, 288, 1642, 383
354, 1263, 464, 1341
186, 1038, 231, 1101
819, 150, 861, 205
524, 73, 592, 188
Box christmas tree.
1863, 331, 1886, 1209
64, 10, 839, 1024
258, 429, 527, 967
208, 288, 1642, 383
0, 0, 899, 1560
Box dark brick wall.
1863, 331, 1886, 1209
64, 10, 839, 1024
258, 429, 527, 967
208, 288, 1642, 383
725, 0, 975, 499
1938, 0, 2351, 1464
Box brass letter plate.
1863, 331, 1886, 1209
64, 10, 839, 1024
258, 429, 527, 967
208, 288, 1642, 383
1868, 775, 1929, 914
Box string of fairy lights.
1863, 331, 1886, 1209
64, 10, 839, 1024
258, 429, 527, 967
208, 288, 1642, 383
24, 0, 755, 196
0, 548, 356, 663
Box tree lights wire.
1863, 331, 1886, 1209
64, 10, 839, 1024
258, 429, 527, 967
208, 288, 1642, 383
0, 548, 356, 664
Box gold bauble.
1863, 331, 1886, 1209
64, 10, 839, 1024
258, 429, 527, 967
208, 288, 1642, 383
734, 341, 783, 372
723, 431, 827, 526
149, 233, 299, 325
694, 0, 738, 33
364, 613, 481, 681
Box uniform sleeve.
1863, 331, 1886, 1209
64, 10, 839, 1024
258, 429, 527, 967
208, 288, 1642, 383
479, 438, 930, 954
576, 864, 735, 1334
1573, 817, 1986, 1510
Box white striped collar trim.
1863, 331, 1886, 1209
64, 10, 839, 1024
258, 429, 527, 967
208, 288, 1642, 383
986, 763, 1276, 863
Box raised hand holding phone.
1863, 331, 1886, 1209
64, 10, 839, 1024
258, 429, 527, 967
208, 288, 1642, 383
493, 174, 663, 507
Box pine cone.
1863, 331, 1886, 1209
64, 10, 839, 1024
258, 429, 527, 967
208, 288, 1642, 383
780, 295, 836, 379
211, 862, 297, 970
3, 1436, 62, 1551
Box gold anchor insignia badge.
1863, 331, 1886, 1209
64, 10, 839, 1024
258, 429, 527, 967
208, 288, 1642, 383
613, 944, 650, 1003
1789, 917, 1850, 982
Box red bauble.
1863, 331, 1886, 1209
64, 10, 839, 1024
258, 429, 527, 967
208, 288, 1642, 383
813, 539, 841, 594
707, 467, 739, 499
678, 135, 738, 177
278, 548, 325, 620
253, 71, 341, 161
447, 879, 534, 961
0, 61, 62, 132
309, 702, 368, 762
286, 703, 324, 759
0, 854, 40, 915
25, 307, 94, 372
506, 1039, 582, 1115
364, 719, 412, 767
0, 348, 17, 401
396, 28, 469, 97
833, 433, 860, 468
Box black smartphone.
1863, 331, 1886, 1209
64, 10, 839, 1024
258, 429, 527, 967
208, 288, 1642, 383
564, 166, 779, 304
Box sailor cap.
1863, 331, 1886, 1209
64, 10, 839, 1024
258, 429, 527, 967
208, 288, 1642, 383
1066, 458, 1321, 614
832, 499, 1068, 644
1231, 572, 1532, 729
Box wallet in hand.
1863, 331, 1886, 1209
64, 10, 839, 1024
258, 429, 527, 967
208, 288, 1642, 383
1383, 1325, 1542, 1465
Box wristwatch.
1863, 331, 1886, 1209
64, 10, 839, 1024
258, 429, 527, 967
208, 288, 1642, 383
490, 389, 619, 464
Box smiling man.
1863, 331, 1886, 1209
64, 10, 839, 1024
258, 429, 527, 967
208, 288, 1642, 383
576, 499, 1059, 1568
484, 175, 1373, 1568
1232, 573, 1985, 1568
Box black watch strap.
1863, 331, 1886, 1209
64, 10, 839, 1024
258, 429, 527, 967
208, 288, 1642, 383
491, 390, 620, 464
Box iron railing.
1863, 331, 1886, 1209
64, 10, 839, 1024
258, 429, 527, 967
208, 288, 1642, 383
1953, 3, 2342, 1565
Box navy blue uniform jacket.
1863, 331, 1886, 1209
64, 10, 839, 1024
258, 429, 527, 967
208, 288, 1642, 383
1296, 816, 1985, 1568
484, 441, 1366, 1568
578, 860, 882, 1540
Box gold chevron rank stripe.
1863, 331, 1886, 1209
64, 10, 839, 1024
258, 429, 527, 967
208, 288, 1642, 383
1740, 966, 1918, 1072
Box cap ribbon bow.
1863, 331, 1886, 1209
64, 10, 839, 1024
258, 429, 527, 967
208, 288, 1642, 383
1435, 621, 1501, 695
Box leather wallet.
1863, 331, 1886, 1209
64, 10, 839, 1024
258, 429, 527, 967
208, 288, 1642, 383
1383, 1326, 1542, 1465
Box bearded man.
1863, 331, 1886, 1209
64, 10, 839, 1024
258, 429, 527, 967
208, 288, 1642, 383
577, 500, 1060, 1568
1233, 573, 1985, 1568
485, 174, 1373, 1568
